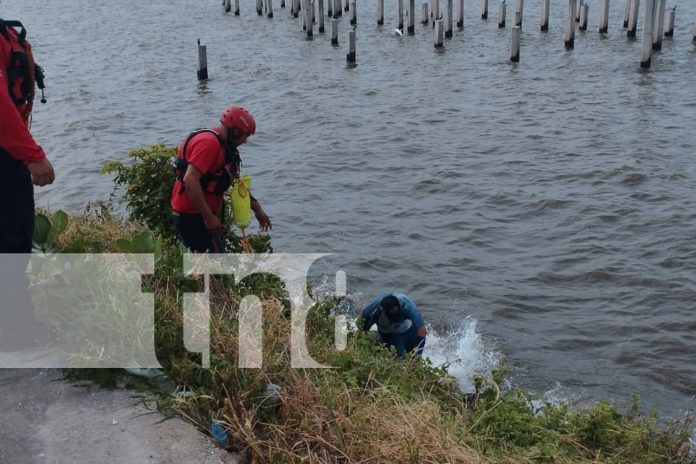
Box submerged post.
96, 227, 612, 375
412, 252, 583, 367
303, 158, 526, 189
576, 0, 583, 22
516, 0, 524, 26
565, 0, 576, 48
435, 19, 445, 46
235, 0, 241, 15
377, 0, 384, 24
627, 0, 639, 37
623, 0, 630, 27
664, 6, 675, 37
267, 0, 274, 17
653, 0, 666, 49
498, 0, 506, 27
641, 0, 656, 67
541, 0, 550, 31
331, 18, 339, 44
350, 0, 356, 25
445, 0, 453, 37
456, 0, 463, 28
197, 40, 208, 80
482, 0, 489, 20
514, 10, 521, 28
319, 0, 325, 32
422, 3, 429, 23
257, 0, 263, 15
398, 0, 404, 30
347, 30, 356, 63
579, 4, 588, 30
344, 0, 349, 12
510, 25, 520, 61
434, 0, 440, 26
408, 0, 416, 33
224, 0, 231, 13
327, 0, 332, 16
693, 16, 696, 42
599, 0, 609, 33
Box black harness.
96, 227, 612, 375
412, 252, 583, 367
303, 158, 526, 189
172, 129, 241, 195
0, 18, 46, 107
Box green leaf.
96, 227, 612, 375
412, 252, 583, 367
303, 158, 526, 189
33, 213, 51, 246
115, 238, 135, 253
47, 210, 69, 245
131, 231, 155, 253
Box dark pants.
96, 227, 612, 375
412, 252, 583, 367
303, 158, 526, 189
379, 326, 426, 358
0, 149, 42, 350
171, 211, 222, 253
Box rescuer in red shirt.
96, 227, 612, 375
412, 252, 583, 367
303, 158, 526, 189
170, 105, 271, 252
0, 19, 55, 350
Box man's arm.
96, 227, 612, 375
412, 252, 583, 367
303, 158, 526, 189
183, 164, 225, 234
250, 196, 272, 232
0, 45, 54, 186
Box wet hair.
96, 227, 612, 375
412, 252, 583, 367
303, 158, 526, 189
381, 295, 405, 323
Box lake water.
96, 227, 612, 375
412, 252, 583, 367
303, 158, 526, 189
3, 0, 696, 424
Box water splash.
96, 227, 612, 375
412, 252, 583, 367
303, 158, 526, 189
425, 318, 500, 393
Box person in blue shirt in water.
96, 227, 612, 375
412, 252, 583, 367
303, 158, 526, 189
361, 292, 427, 358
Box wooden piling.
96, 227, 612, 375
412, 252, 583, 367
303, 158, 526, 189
350, 0, 356, 25
398, 0, 404, 30
344, 0, 349, 12
434, 0, 440, 26
541, 0, 550, 31
498, 0, 506, 27
565, 0, 576, 48
579, 4, 588, 30
623, 0, 630, 28
641, 0, 656, 67
599, 0, 609, 33
257, 0, 263, 15
664, 7, 674, 37
456, 0, 464, 27
408, 0, 416, 33
435, 19, 444, 46
516, 0, 524, 25
331, 18, 339, 44
693, 16, 696, 42
422, 3, 429, 23
318, 0, 325, 32
347, 30, 356, 63
378, 0, 384, 25
514, 11, 521, 28
267, 0, 274, 18
576, 0, 583, 22
652, 0, 666, 49
627, 0, 639, 37
224, 0, 231, 13
445, 0, 453, 37
334, 0, 340, 18
197, 40, 208, 80
510, 25, 520, 61
305, 0, 314, 36
482, 0, 488, 20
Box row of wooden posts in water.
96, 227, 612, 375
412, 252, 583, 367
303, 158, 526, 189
195, 0, 696, 74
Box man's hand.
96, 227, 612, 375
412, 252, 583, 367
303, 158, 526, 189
204, 214, 227, 235
416, 326, 427, 338
26, 159, 55, 186
255, 209, 272, 232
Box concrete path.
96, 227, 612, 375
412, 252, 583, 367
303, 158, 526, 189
0, 369, 239, 464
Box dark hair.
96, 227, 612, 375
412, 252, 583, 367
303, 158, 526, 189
381, 295, 405, 323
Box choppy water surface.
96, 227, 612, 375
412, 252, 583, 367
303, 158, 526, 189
3, 0, 696, 420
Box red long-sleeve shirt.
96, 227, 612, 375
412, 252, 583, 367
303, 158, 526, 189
0, 26, 45, 165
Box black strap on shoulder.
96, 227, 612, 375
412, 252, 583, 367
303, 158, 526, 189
0, 19, 27, 43
181, 128, 220, 161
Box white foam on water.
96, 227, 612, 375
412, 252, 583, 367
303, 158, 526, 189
424, 317, 501, 394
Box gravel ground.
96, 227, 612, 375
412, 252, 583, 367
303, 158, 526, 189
0, 369, 239, 464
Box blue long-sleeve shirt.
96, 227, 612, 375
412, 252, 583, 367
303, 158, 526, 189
361, 291, 425, 334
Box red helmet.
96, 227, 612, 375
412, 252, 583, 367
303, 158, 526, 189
220, 105, 256, 136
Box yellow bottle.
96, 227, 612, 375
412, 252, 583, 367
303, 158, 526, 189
230, 175, 252, 230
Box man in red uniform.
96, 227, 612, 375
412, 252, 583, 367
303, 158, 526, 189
170, 105, 271, 252
0, 19, 55, 350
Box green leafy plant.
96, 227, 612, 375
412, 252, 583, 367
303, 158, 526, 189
33, 210, 69, 252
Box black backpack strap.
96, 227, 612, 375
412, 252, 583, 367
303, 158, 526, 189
0, 19, 26, 43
